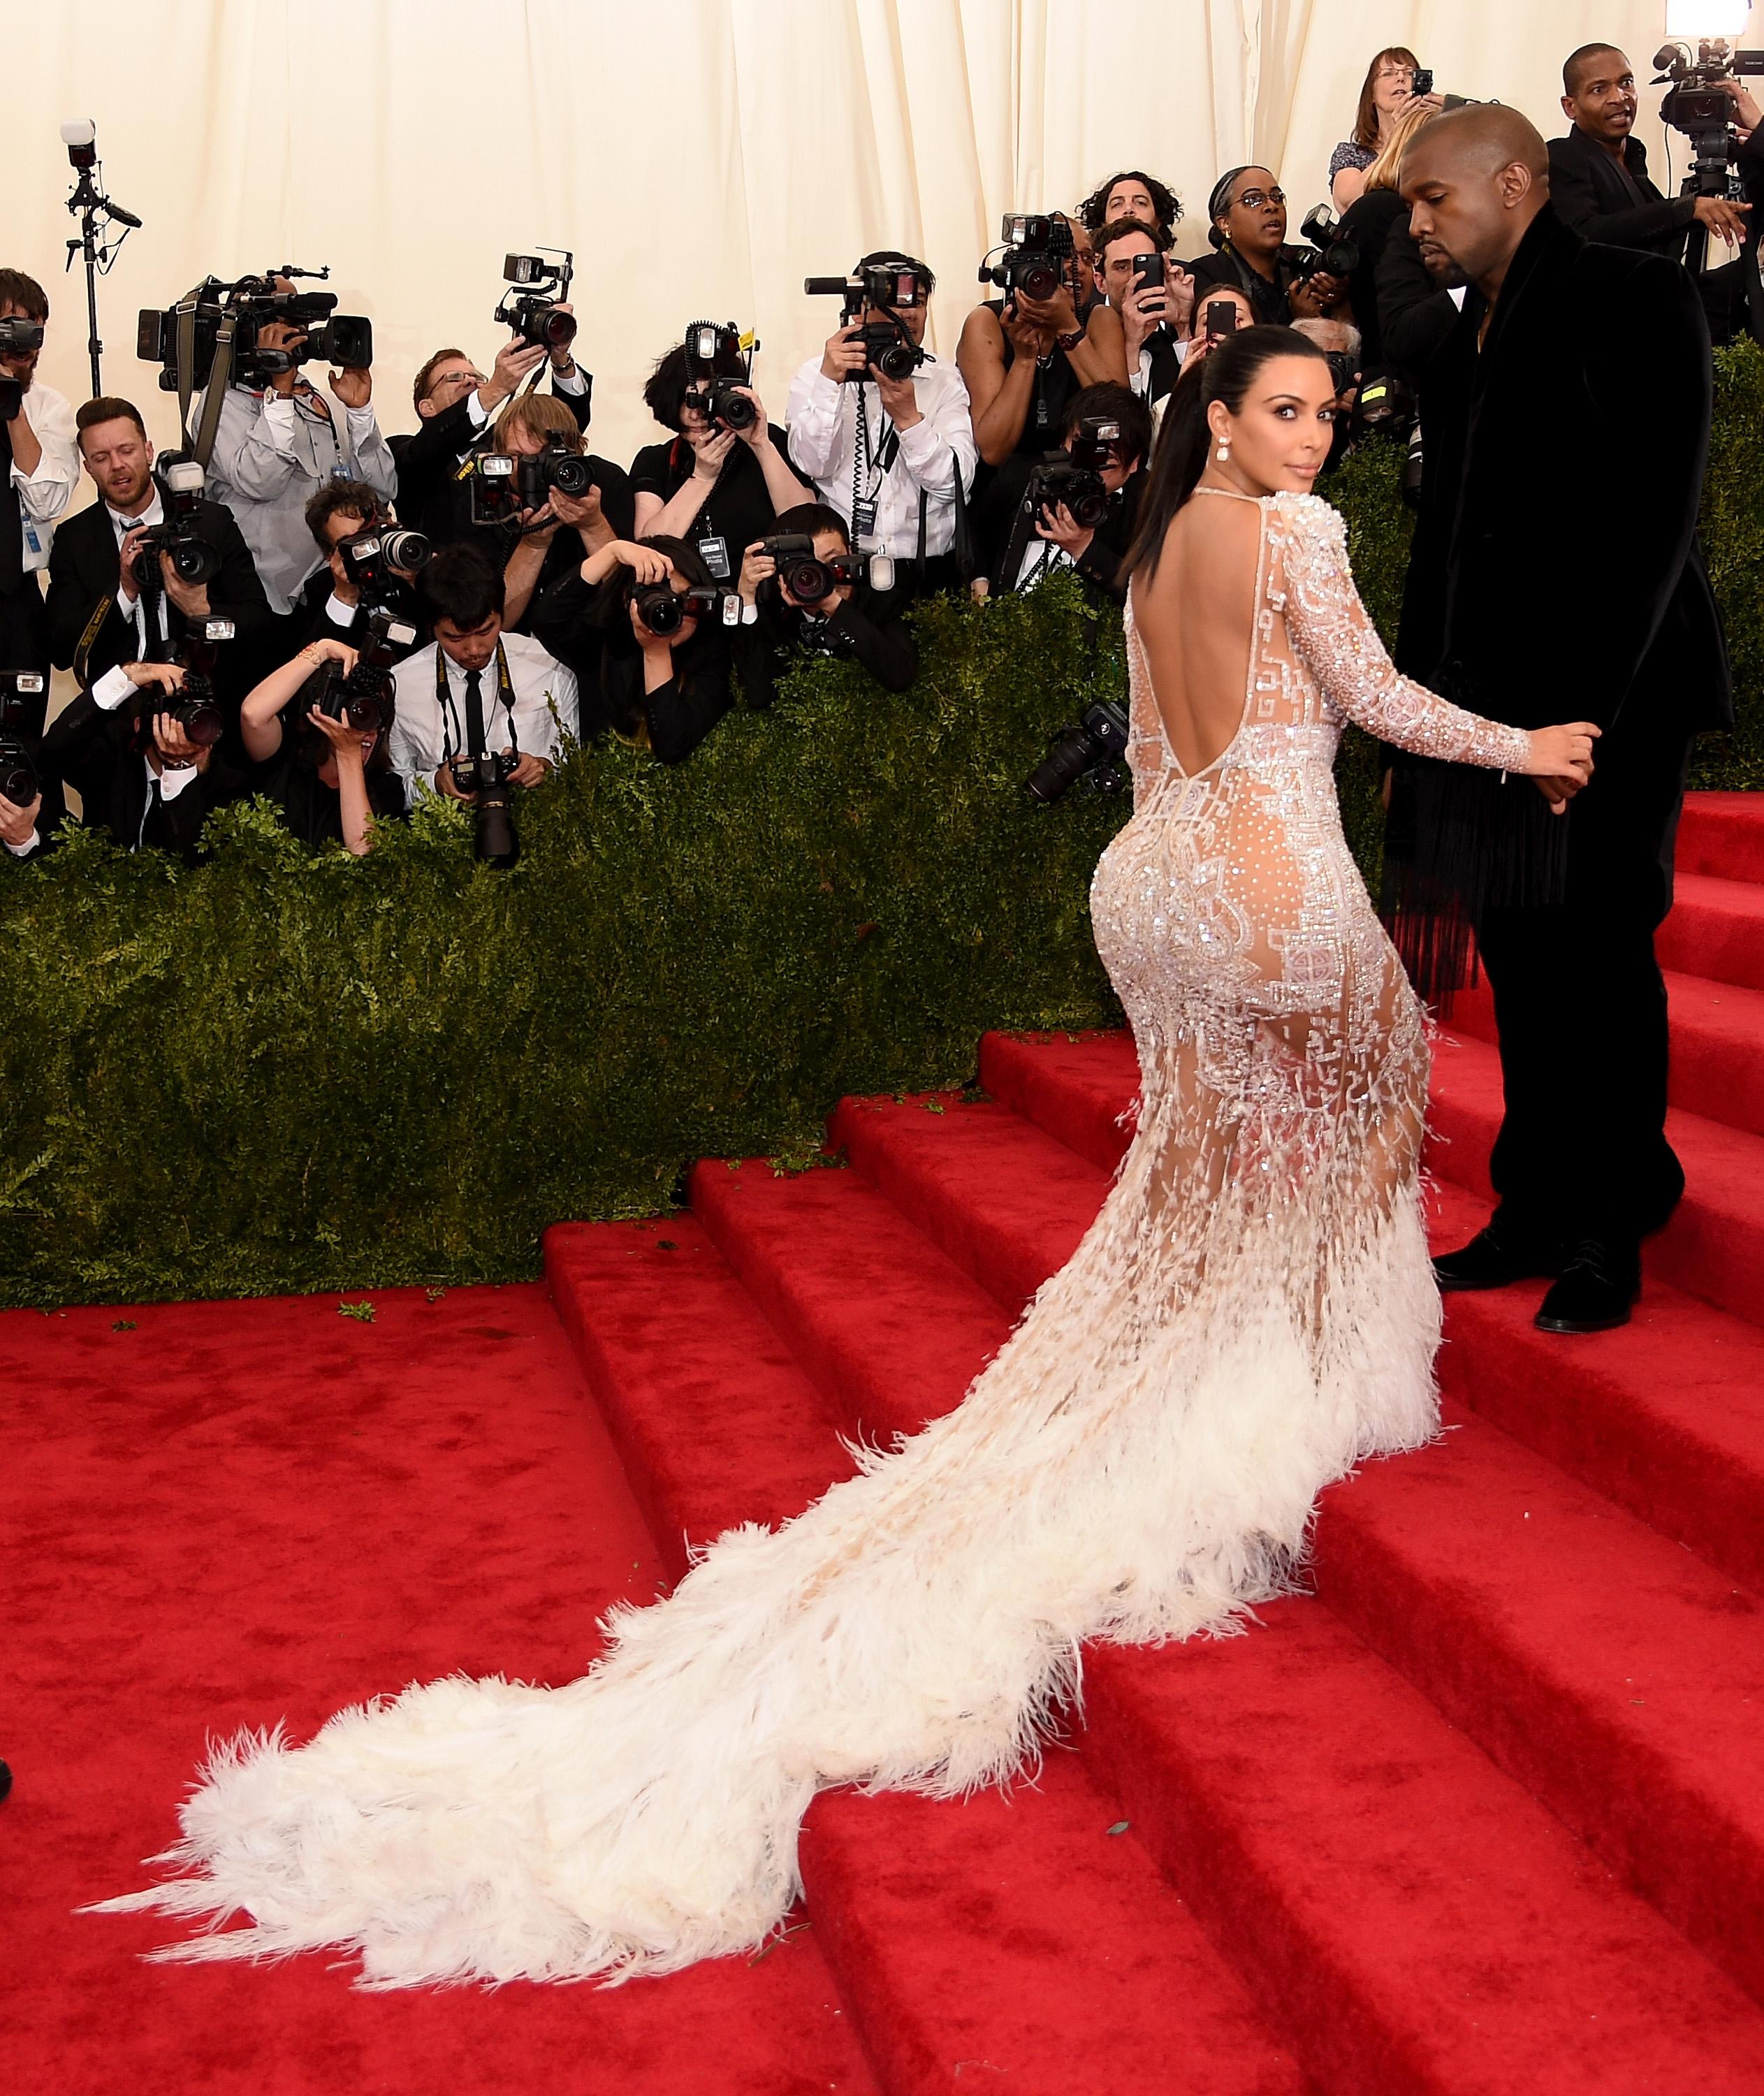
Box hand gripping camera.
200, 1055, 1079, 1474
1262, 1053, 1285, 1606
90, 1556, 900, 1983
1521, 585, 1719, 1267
0, 672, 46, 808
133, 458, 222, 594
1290, 205, 1360, 283
138, 266, 372, 396
132, 617, 233, 752
314, 606, 413, 736
682, 320, 759, 430
495, 250, 576, 351
754, 534, 896, 607
469, 443, 599, 529
978, 213, 1077, 305
1026, 699, 1132, 803
338, 524, 431, 604
1021, 414, 1126, 534
804, 262, 929, 383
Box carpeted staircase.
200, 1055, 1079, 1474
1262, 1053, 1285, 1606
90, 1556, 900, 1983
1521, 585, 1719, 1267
544, 789, 1764, 2096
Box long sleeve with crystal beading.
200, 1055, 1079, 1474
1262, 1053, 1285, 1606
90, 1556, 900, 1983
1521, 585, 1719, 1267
1271, 494, 1533, 771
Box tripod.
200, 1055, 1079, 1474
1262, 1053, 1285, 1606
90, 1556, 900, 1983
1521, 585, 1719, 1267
60, 122, 140, 398
1675, 124, 1764, 350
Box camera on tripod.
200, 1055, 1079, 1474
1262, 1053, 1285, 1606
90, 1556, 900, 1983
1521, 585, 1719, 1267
467, 446, 599, 528
0, 673, 46, 808
338, 525, 431, 604
978, 213, 1077, 304
754, 534, 896, 606
1653, 38, 1764, 191
495, 250, 576, 351
804, 263, 930, 382
683, 320, 759, 430
138, 267, 372, 395
132, 618, 233, 752
1026, 699, 1132, 803
1021, 415, 1126, 534
133, 458, 221, 594
1289, 205, 1360, 282
314, 606, 413, 736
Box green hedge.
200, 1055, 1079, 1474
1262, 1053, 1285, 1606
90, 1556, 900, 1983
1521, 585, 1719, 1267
5, 346, 1761, 1308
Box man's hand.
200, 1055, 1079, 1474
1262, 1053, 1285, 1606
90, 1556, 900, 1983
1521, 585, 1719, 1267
1120, 282, 1168, 361
548, 483, 605, 545
873, 365, 922, 429
329, 365, 372, 409
1000, 300, 1056, 361
502, 750, 548, 788
485, 335, 548, 408
1014, 280, 1080, 337
690, 425, 738, 482
123, 661, 187, 694
820, 323, 869, 383
516, 500, 562, 543
1716, 76, 1764, 130
152, 715, 210, 771
738, 541, 775, 606
116, 526, 152, 604
256, 321, 307, 398
435, 761, 473, 803
1035, 501, 1095, 562
1693, 194, 1751, 248
159, 551, 212, 620
0, 790, 41, 851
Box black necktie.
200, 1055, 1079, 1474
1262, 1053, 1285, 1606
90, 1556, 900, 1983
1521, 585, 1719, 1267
464, 667, 487, 759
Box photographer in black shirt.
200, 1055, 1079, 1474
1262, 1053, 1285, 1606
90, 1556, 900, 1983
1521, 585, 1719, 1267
1189, 167, 1350, 325
239, 634, 407, 856
530, 535, 732, 764
629, 329, 812, 569
293, 480, 428, 652
490, 391, 634, 629
973, 384, 1149, 603
730, 502, 917, 711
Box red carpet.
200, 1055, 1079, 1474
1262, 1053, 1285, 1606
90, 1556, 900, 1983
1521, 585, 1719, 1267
8, 790, 1763, 2093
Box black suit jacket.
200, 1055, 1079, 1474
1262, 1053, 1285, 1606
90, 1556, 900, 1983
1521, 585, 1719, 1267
44, 496, 270, 693
977, 453, 1144, 603
1398, 204, 1729, 739
38, 691, 249, 863
1547, 127, 1695, 256
729, 588, 917, 710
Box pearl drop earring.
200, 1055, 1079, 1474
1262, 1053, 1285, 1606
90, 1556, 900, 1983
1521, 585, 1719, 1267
1216, 436, 1231, 461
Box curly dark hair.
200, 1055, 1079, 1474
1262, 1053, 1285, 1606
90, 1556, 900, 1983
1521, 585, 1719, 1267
1077, 170, 1182, 237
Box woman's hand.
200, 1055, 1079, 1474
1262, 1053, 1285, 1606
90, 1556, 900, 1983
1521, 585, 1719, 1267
610, 541, 671, 584
728, 387, 770, 447
307, 705, 371, 766
1524, 721, 1601, 810
302, 639, 358, 676
738, 540, 775, 606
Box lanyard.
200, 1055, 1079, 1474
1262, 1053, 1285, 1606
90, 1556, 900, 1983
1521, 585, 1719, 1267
435, 640, 521, 762
850, 384, 901, 533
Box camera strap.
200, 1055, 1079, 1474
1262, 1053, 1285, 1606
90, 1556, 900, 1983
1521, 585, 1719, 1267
436, 639, 520, 764
187, 314, 239, 470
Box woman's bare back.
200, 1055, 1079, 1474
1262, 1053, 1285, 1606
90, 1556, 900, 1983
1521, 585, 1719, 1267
1128, 488, 1265, 777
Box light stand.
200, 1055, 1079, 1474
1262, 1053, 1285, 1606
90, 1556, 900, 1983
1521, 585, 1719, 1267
59, 119, 140, 399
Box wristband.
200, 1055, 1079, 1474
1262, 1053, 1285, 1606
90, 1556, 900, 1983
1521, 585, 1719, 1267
1055, 327, 1086, 353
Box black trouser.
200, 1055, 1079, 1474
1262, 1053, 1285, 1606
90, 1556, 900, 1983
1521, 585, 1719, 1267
0, 578, 51, 735
1475, 704, 1694, 1249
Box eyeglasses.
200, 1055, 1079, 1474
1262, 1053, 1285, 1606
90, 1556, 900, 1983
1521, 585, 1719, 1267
437, 368, 486, 391
1233, 187, 1285, 212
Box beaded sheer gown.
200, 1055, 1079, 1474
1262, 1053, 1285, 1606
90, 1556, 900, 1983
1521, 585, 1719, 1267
99, 490, 1533, 1988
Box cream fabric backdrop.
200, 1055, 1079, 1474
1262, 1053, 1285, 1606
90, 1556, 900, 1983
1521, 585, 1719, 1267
7, 0, 1682, 472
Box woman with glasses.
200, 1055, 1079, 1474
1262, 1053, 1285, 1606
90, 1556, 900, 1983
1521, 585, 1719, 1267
1188, 167, 1348, 327
1330, 48, 1445, 211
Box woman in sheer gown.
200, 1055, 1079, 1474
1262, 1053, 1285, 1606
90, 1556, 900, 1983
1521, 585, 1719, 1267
98, 327, 1597, 1988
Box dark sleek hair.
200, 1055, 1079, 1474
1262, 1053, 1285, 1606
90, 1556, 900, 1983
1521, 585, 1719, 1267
772, 502, 851, 546
642, 337, 746, 432
304, 478, 386, 552
1126, 326, 1329, 579
1077, 170, 1182, 236
1563, 42, 1626, 98
75, 395, 147, 444
1206, 166, 1273, 248
0, 268, 49, 321
1061, 382, 1152, 465
1353, 48, 1421, 152
417, 544, 505, 629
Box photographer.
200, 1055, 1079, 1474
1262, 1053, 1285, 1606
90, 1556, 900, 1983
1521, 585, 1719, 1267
785, 252, 977, 599
1329, 50, 1443, 210
491, 392, 633, 629
36, 658, 249, 864
972, 384, 1149, 604
729, 502, 917, 711
194, 277, 397, 623
1290, 318, 1363, 475
629, 335, 811, 565
293, 480, 427, 651
958, 214, 1125, 468
388, 546, 577, 809
240, 635, 406, 856
1190, 168, 1350, 326
1096, 218, 1194, 408
45, 398, 268, 708
1077, 170, 1183, 242
530, 537, 731, 764
393, 324, 590, 550
0, 669, 60, 861
1, 269, 80, 722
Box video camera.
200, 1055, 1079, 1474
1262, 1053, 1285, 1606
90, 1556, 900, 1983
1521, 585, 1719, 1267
467, 444, 599, 529
338, 524, 431, 605
138, 267, 372, 396
0, 316, 44, 358
754, 533, 896, 606
133, 458, 221, 594
1653, 38, 1764, 193
1026, 699, 1131, 803
495, 250, 576, 351
131, 617, 233, 752
804, 262, 930, 383
683, 320, 758, 431
978, 213, 1077, 305
313, 605, 413, 736
1021, 414, 1129, 534
632, 580, 741, 636
0, 673, 46, 808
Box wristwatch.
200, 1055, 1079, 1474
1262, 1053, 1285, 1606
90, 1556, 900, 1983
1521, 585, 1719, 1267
1054, 326, 1087, 353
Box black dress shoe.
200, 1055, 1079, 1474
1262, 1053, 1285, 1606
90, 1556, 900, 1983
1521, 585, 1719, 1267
1534, 1239, 1640, 1334
1433, 1221, 1562, 1293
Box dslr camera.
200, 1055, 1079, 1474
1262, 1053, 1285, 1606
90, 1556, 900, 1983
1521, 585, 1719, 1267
313, 605, 413, 736
632, 580, 739, 636
468, 445, 598, 528
338, 523, 431, 605
1026, 699, 1131, 803
133, 458, 221, 593
495, 250, 576, 351
1021, 415, 1127, 534
755, 533, 896, 606
0, 672, 46, 808
978, 213, 1077, 305
133, 618, 234, 751
138, 266, 372, 395
447, 747, 520, 868
682, 320, 759, 430
804, 262, 930, 382
1290, 205, 1360, 282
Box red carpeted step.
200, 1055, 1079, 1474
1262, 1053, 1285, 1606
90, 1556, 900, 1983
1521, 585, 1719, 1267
1659, 873, 1764, 994
544, 1214, 1308, 2096
1449, 971, 1764, 1140
1428, 1179, 1764, 1594
976, 1029, 1142, 1176
1425, 1031, 1764, 1325
1679, 791, 1764, 885
1084, 1604, 1764, 2095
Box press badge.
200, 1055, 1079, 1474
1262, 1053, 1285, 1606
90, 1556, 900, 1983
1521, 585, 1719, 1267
22, 521, 43, 557
697, 534, 731, 581
851, 495, 878, 542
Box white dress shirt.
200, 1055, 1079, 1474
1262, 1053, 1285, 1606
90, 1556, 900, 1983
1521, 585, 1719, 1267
388, 630, 578, 804
87, 492, 176, 711
784, 356, 977, 560
10, 379, 79, 570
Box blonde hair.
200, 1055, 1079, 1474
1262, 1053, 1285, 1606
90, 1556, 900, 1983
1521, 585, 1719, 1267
1364, 100, 1439, 194
491, 391, 584, 452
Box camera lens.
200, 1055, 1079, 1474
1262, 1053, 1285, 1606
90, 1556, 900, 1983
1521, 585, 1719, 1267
0, 749, 38, 804
546, 453, 594, 498
177, 695, 225, 747
381, 527, 431, 572
636, 585, 683, 636
1026, 725, 1102, 804
783, 558, 831, 603
540, 306, 578, 350
1019, 259, 1060, 302
170, 539, 222, 585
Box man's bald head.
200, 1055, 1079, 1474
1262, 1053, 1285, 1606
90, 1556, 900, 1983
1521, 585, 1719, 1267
1400, 103, 1550, 298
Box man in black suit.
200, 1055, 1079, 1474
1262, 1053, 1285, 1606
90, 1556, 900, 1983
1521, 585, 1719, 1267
729, 502, 917, 710
974, 384, 1149, 604
1392, 103, 1730, 1334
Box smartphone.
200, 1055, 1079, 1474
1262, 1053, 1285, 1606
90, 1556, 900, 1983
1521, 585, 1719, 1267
1412, 66, 1434, 96
1205, 299, 1241, 340
1130, 252, 1167, 295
